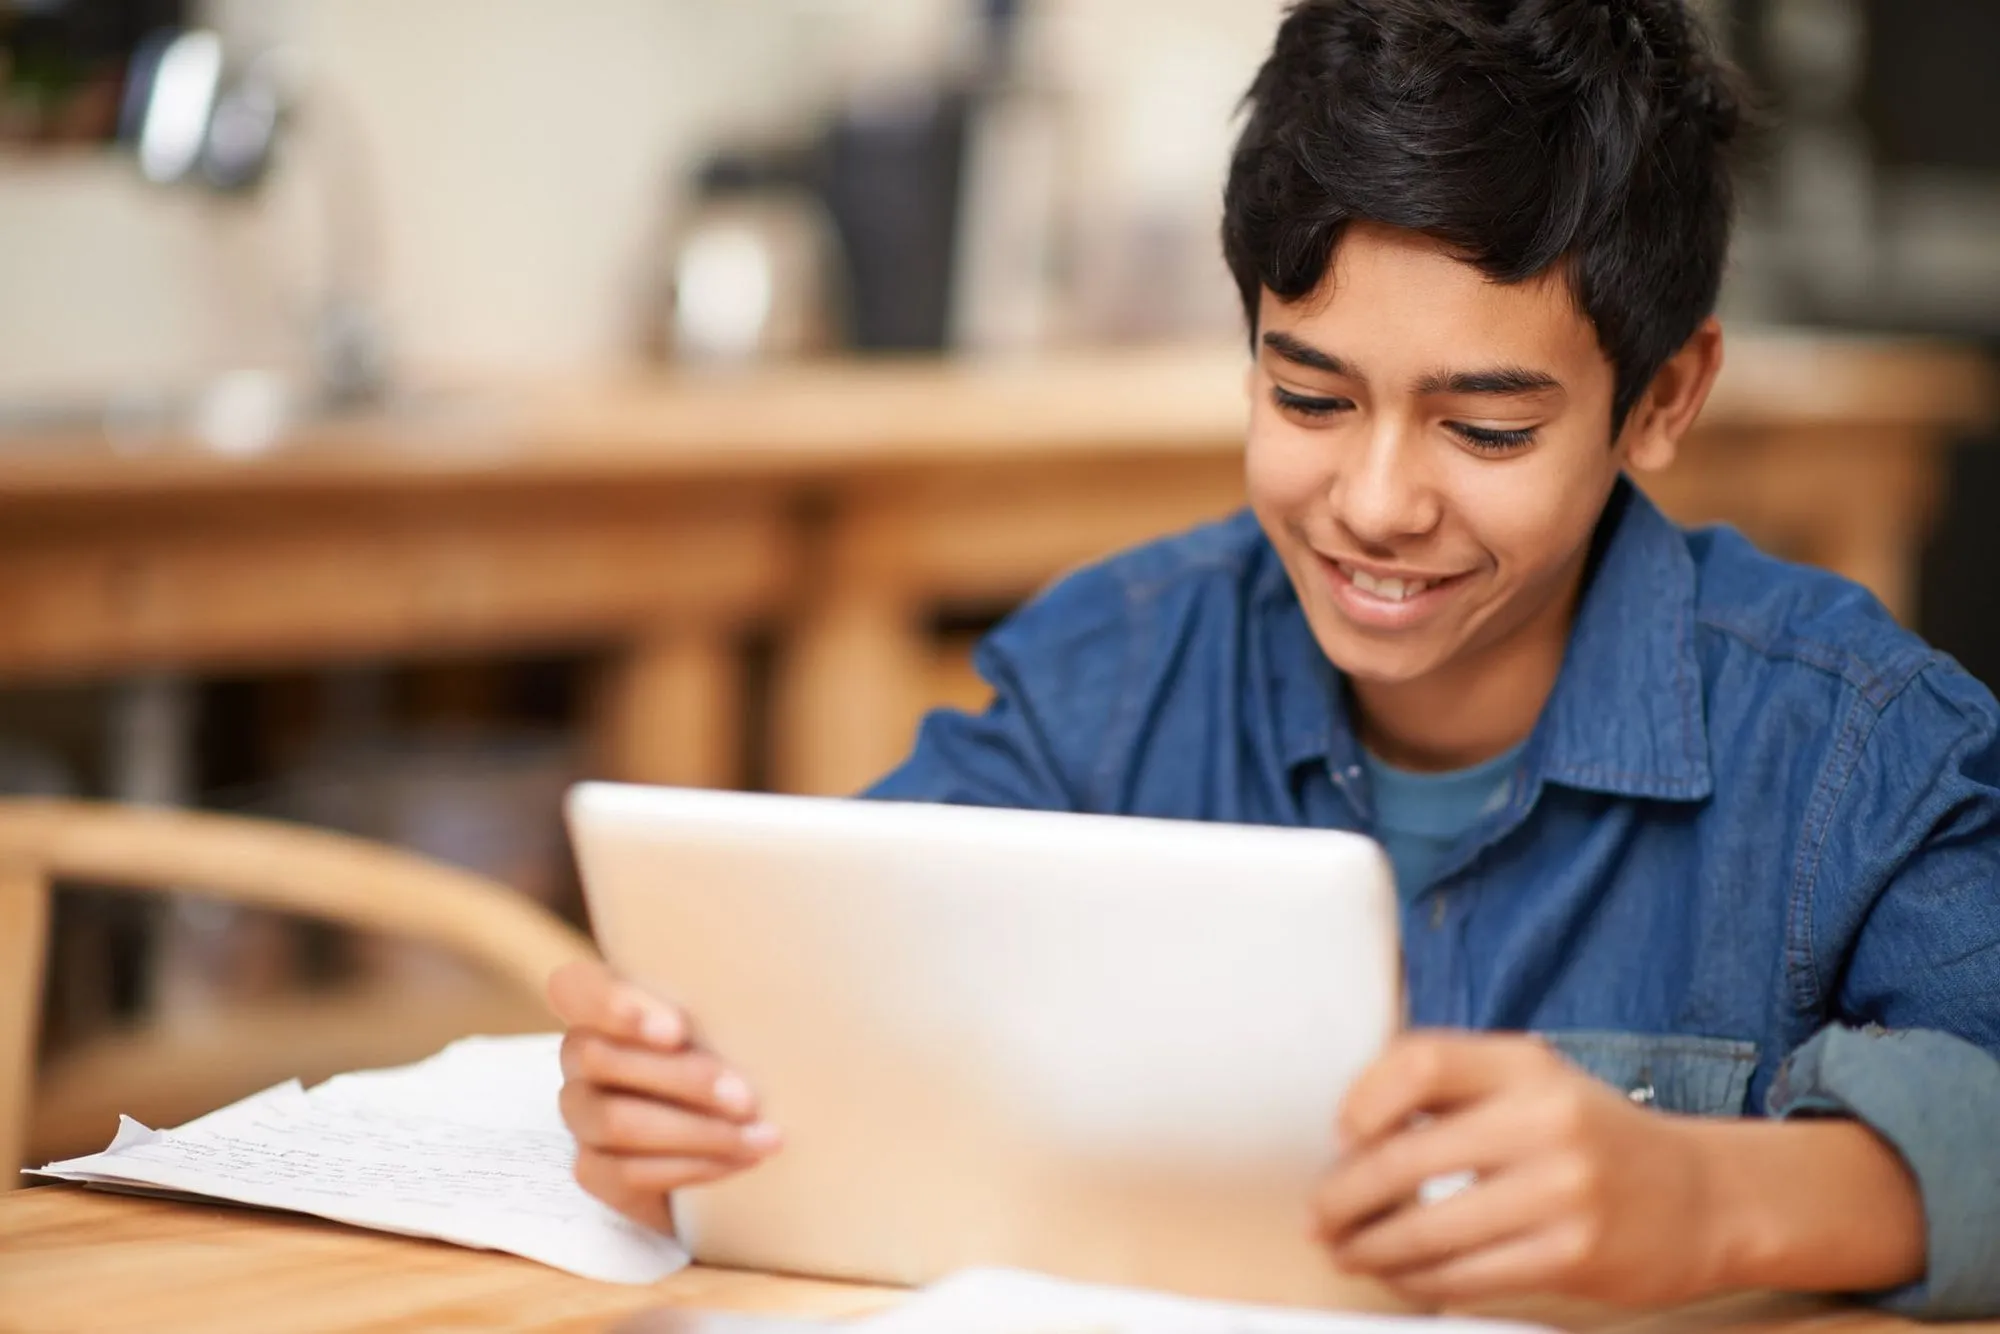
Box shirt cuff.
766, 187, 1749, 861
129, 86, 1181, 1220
1768, 1024, 2000, 1319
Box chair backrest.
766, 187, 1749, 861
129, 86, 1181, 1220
0, 797, 595, 1185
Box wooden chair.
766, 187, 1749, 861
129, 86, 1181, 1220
0, 797, 595, 1185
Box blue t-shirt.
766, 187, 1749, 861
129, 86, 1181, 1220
867, 480, 2000, 1316
1361, 743, 1526, 901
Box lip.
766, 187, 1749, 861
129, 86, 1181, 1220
1314, 552, 1473, 631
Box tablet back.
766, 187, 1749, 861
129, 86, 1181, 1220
570, 782, 1401, 1309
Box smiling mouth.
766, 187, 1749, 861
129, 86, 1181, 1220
1332, 561, 1462, 603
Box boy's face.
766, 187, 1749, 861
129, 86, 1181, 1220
1246, 222, 1659, 692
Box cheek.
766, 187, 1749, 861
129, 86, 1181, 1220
1244, 413, 1331, 518
1455, 449, 1617, 576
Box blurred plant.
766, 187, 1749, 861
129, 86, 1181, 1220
0, 0, 180, 147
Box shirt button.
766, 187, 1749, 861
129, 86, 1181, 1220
1628, 1083, 1658, 1106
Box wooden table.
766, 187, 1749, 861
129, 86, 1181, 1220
3, 1186, 1989, 1334
0, 412, 797, 794
1, 332, 1989, 796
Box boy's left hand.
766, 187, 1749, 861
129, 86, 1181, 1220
1314, 1031, 1726, 1306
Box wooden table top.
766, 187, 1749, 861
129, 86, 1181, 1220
0, 332, 1989, 503
4, 1184, 1992, 1334
0, 1186, 892, 1334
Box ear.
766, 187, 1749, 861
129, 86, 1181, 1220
1619, 317, 1724, 474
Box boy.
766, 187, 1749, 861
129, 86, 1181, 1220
551, 0, 2000, 1315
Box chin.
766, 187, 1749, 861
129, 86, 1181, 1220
1307, 623, 1449, 686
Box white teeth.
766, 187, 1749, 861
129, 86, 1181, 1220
1342, 565, 1429, 602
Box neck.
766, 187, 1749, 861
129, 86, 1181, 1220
1350, 551, 1589, 773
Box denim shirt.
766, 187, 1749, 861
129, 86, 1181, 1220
867, 481, 2000, 1316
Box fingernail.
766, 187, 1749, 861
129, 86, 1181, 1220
1418, 1169, 1477, 1206
713, 1071, 754, 1116
640, 1009, 682, 1046
742, 1122, 782, 1152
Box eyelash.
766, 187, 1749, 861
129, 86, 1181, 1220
1271, 386, 1351, 417
1270, 387, 1538, 455
1451, 423, 1538, 454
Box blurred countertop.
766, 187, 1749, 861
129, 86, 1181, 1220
0, 332, 1991, 503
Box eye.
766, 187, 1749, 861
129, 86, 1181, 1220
1272, 386, 1353, 418
1447, 422, 1538, 455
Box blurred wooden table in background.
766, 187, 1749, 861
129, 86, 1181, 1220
6, 1185, 1995, 1334
0, 330, 1989, 798
535, 331, 1997, 793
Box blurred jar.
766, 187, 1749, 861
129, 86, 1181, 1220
657, 152, 844, 364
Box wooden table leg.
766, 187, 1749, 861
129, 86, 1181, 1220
0, 860, 51, 1184
592, 627, 745, 790
770, 459, 1250, 797
772, 585, 932, 798
1802, 437, 1943, 627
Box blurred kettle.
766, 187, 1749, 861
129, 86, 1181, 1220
659, 152, 844, 364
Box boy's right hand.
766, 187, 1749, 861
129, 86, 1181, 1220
548, 958, 783, 1234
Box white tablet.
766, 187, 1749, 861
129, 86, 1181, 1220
567, 782, 1401, 1309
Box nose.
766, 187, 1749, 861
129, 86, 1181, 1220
1331, 416, 1441, 550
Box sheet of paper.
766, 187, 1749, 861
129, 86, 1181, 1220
855, 1269, 1557, 1334
311, 1033, 572, 1128
29, 1033, 686, 1285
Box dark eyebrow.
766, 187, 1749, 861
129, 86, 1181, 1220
1413, 365, 1564, 397
1261, 331, 1355, 377
1263, 332, 1560, 399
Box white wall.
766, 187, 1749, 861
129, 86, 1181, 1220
0, 0, 1284, 396
229, 0, 837, 379
0, 154, 297, 401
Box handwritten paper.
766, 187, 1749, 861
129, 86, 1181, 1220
854, 1269, 1557, 1334
27, 1033, 686, 1285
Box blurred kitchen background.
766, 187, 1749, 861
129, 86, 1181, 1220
2, 0, 1996, 1166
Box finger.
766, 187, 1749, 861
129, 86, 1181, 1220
1331, 1157, 1572, 1277
560, 1033, 761, 1123
547, 959, 689, 1050
1339, 1031, 1563, 1151
1379, 1220, 1592, 1305
574, 1144, 746, 1199
561, 1085, 782, 1161
573, 1147, 677, 1234
1316, 1096, 1543, 1243
571, 1147, 746, 1234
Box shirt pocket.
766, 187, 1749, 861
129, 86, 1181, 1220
1537, 1031, 1759, 1117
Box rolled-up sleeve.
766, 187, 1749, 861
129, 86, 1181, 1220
1788, 665, 2000, 1317
1769, 1026, 2000, 1318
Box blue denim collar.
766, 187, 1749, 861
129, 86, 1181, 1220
1260, 478, 1714, 803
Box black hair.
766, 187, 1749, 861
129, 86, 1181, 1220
1222, 0, 1747, 432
